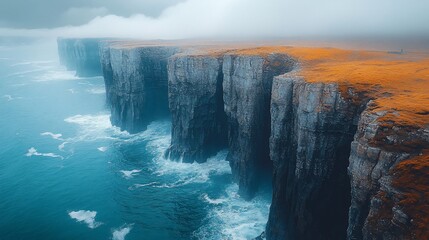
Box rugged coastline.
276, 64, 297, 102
58, 38, 429, 240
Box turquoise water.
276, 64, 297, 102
0, 42, 271, 240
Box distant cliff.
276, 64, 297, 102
58, 39, 429, 240
57, 38, 104, 77
100, 44, 179, 133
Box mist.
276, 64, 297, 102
0, 0, 428, 40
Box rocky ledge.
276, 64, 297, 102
58, 40, 429, 240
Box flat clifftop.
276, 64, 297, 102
183, 45, 428, 132
288, 48, 429, 127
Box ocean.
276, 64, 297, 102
0, 41, 271, 240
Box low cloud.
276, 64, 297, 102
0, 0, 428, 39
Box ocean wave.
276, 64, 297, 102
10, 83, 27, 87
98, 146, 108, 152
120, 169, 142, 179
25, 147, 64, 160
193, 184, 271, 240
202, 193, 227, 205
112, 223, 134, 240
64, 114, 124, 142
128, 182, 159, 190
41, 132, 64, 141
58, 142, 69, 151
34, 69, 80, 82
68, 210, 102, 229
68, 89, 77, 94
3, 95, 22, 101
10, 60, 54, 67
151, 150, 230, 186
86, 87, 106, 95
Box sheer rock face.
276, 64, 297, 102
101, 46, 179, 133
266, 75, 363, 240
166, 55, 227, 163
347, 108, 429, 240
57, 38, 103, 77
222, 53, 295, 200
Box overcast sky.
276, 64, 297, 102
0, 0, 183, 28
0, 0, 428, 39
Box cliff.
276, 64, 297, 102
58, 39, 429, 240
100, 43, 179, 133
57, 38, 104, 77
264, 47, 429, 240
267, 74, 365, 239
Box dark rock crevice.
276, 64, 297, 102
222, 53, 296, 200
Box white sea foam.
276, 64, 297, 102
10, 83, 27, 87
202, 193, 227, 205
194, 184, 271, 240
68, 89, 77, 94
41, 132, 63, 140
3, 95, 22, 101
98, 146, 108, 152
128, 182, 159, 190
10, 60, 54, 67
34, 70, 80, 82
112, 224, 134, 240
3, 95, 12, 101
68, 210, 102, 229
25, 147, 64, 160
64, 114, 124, 142
58, 142, 69, 151
120, 169, 142, 179
152, 150, 231, 186
86, 87, 106, 95
78, 81, 94, 86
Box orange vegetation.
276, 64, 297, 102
392, 151, 429, 239
229, 46, 429, 138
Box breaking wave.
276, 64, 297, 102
194, 184, 271, 240
120, 169, 142, 179
25, 147, 64, 160
112, 224, 134, 240
68, 210, 102, 229
41, 132, 64, 140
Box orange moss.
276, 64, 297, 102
292, 50, 429, 129
392, 151, 429, 239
